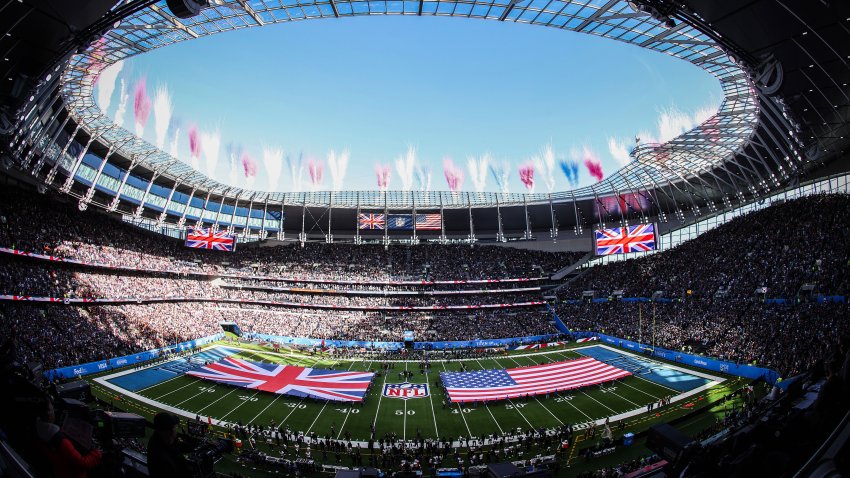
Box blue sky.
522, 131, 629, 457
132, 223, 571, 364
95, 16, 721, 193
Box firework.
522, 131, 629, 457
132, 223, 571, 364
558, 160, 580, 187
375, 164, 391, 191
188, 125, 202, 171
153, 85, 172, 149
114, 79, 128, 129
96, 60, 123, 112
489, 161, 510, 195
414, 166, 432, 192
443, 158, 464, 192
583, 147, 604, 182
133, 78, 152, 138
467, 154, 490, 193
534, 144, 556, 192
307, 158, 324, 190
242, 151, 257, 188
201, 130, 221, 179
394, 146, 416, 191
168, 117, 181, 159
607, 137, 632, 167
327, 149, 349, 191
263, 147, 284, 192
286, 153, 305, 192
518, 163, 535, 192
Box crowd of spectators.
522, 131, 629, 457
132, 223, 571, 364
562, 194, 850, 300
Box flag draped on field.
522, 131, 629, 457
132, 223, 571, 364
186, 357, 374, 402
185, 227, 236, 251
595, 223, 656, 255
440, 357, 631, 403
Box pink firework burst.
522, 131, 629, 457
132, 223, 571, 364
582, 149, 604, 182
188, 125, 202, 159
308, 158, 324, 186
375, 164, 391, 190
518, 163, 535, 191
133, 78, 151, 127
443, 158, 465, 192
242, 152, 257, 178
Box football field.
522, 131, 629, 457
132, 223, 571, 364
91, 340, 735, 458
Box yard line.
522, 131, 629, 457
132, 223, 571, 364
280, 398, 306, 425
372, 363, 391, 432
334, 361, 358, 439
403, 361, 408, 442
557, 391, 594, 422
152, 377, 203, 400
579, 389, 619, 415
248, 392, 282, 425
137, 371, 182, 392
568, 349, 667, 403
506, 398, 534, 429
503, 355, 563, 425
474, 359, 507, 435
196, 387, 239, 414
568, 349, 679, 394
440, 361, 473, 438
424, 366, 440, 438
218, 390, 261, 421
173, 382, 218, 406
306, 401, 329, 434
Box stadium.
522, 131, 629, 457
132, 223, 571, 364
0, 1, 848, 477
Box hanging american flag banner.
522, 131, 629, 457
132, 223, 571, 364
594, 223, 656, 255
440, 357, 630, 403
186, 357, 374, 402
415, 213, 441, 230
358, 213, 385, 230
185, 227, 236, 251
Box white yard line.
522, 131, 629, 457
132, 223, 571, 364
249, 393, 282, 425
558, 391, 594, 422
506, 398, 535, 429
281, 398, 306, 425
174, 383, 219, 406
335, 362, 358, 439
372, 363, 391, 432
306, 401, 329, 434
196, 387, 240, 414
579, 389, 619, 415
403, 361, 408, 442
219, 390, 261, 421
474, 359, 507, 435
425, 369, 440, 438
151, 377, 204, 400
440, 361, 473, 437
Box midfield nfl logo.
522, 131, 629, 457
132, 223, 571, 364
383, 382, 429, 400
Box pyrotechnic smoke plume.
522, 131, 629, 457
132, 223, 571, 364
489, 161, 510, 195
582, 147, 604, 182
467, 154, 490, 193
443, 158, 464, 192
201, 130, 221, 179
518, 163, 535, 192
114, 79, 128, 129
286, 153, 305, 192
153, 85, 172, 149
133, 78, 151, 138
188, 125, 202, 171
375, 164, 391, 191
327, 149, 349, 191
394, 146, 416, 191
263, 147, 284, 192
307, 158, 324, 190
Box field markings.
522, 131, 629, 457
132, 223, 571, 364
425, 368, 440, 438
440, 361, 473, 437
504, 355, 563, 425
306, 401, 329, 434
568, 349, 666, 401
334, 361, 358, 440
195, 387, 240, 414
218, 390, 261, 421
506, 398, 534, 429
151, 378, 204, 400
403, 361, 408, 442
473, 359, 507, 435
281, 398, 306, 425
136, 372, 182, 393
372, 363, 391, 433
551, 350, 642, 412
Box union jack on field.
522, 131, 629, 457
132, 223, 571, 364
185, 227, 236, 251
186, 357, 374, 402
595, 223, 656, 255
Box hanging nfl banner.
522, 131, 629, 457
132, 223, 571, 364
383, 382, 429, 400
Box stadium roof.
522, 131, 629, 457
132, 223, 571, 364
1, 0, 848, 237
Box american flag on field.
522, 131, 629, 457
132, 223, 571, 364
358, 213, 385, 230
185, 227, 236, 251
186, 357, 374, 402
595, 223, 656, 255
440, 357, 631, 403
415, 213, 441, 230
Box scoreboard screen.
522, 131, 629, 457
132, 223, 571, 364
594, 223, 657, 256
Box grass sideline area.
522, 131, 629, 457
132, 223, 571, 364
84, 340, 749, 475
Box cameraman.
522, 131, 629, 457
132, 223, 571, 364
147, 412, 191, 477
36, 399, 102, 478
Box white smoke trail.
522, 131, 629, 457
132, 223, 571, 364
489, 161, 511, 195
287, 153, 305, 192
169, 122, 181, 159
153, 85, 172, 149
467, 154, 490, 193
607, 137, 632, 166
113, 79, 128, 129
394, 146, 416, 191
227, 145, 239, 187
327, 149, 349, 191
263, 147, 284, 192
201, 130, 221, 180
414, 166, 432, 192
96, 60, 123, 112
536, 144, 556, 192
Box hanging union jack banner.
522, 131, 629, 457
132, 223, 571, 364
185, 227, 236, 251
595, 223, 656, 255
358, 213, 385, 230
186, 357, 375, 402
